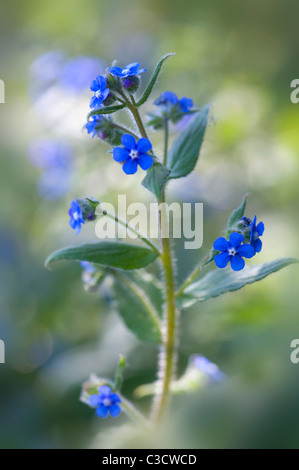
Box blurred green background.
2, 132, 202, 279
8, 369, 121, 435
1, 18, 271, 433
0, 0, 299, 449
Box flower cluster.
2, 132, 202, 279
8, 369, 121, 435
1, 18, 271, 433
113, 134, 153, 175
213, 216, 264, 271
89, 385, 122, 418
89, 62, 146, 110
148, 91, 194, 129
68, 198, 99, 234
29, 140, 73, 200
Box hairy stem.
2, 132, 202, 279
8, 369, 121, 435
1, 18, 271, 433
152, 190, 177, 424
163, 118, 169, 167
99, 209, 160, 254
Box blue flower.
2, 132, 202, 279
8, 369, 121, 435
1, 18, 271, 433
89, 385, 121, 418
68, 199, 85, 234
86, 115, 103, 138
154, 91, 193, 113
113, 134, 153, 175
250, 215, 264, 253
213, 232, 255, 271
108, 62, 146, 78
89, 75, 109, 109
191, 355, 226, 382
179, 96, 193, 113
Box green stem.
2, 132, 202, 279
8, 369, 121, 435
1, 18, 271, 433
112, 122, 139, 141
121, 396, 149, 427
176, 253, 210, 297
163, 118, 169, 167
99, 210, 160, 254
152, 190, 177, 425
127, 95, 150, 140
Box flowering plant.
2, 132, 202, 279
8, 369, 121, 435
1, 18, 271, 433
45, 53, 296, 429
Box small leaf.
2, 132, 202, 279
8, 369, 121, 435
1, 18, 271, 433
88, 103, 126, 119
177, 258, 297, 309
136, 53, 176, 107
111, 273, 162, 343
168, 104, 210, 179
45, 242, 159, 270
142, 162, 170, 199
225, 193, 249, 231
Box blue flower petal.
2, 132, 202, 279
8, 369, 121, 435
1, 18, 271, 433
110, 393, 122, 404
229, 232, 244, 248
254, 238, 263, 253
164, 91, 178, 103
237, 243, 255, 258
215, 252, 230, 268
96, 404, 109, 418
108, 66, 123, 77
89, 394, 101, 407
113, 147, 130, 162
90, 79, 99, 92
213, 237, 230, 252
138, 154, 153, 170
136, 137, 152, 153
126, 62, 139, 71
99, 75, 107, 90
98, 385, 111, 397
230, 254, 245, 271
123, 158, 138, 175
256, 221, 264, 236
89, 95, 99, 109
121, 134, 136, 151
109, 404, 121, 418
102, 88, 110, 101
179, 97, 193, 112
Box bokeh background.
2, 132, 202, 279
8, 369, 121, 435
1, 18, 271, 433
0, 0, 299, 449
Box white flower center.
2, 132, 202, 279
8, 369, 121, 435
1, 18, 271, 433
73, 211, 80, 221
95, 90, 103, 98
253, 231, 259, 240
129, 149, 139, 159
228, 247, 237, 256
103, 398, 112, 407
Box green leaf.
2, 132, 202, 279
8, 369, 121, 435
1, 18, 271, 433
142, 162, 170, 199
111, 273, 162, 343
225, 193, 249, 231
136, 53, 176, 107
168, 104, 210, 179
45, 242, 159, 270
88, 103, 126, 119
177, 258, 297, 309
124, 271, 164, 317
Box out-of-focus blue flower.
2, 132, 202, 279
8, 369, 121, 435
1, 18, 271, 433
113, 134, 153, 175
108, 62, 146, 78
191, 355, 226, 382
179, 97, 193, 113
29, 140, 73, 200
154, 91, 193, 114
89, 385, 121, 418
89, 75, 109, 109
80, 261, 96, 273
29, 51, 106, 99
213, 232, 255, 271
250, 215, 264, 253
68, 199, 85, 234
60, 56, 105, 92
86, 115, 103, 138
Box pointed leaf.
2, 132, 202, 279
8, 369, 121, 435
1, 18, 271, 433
226, 193, 249, 231
45, 242, 159, 270
178, 258, 297, 309
168, 104, 210, 179
136, 53, 176, 107
142, 162, 170, 199
88, 103, 126, 119
111, 274, 162, 343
